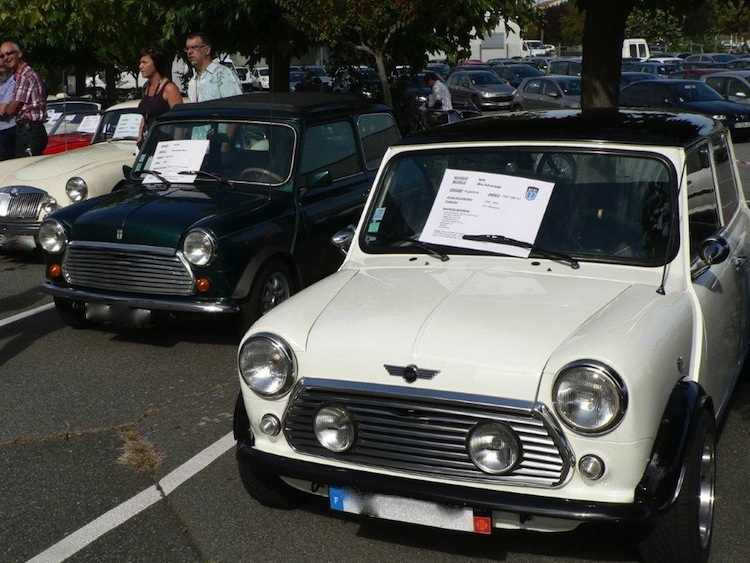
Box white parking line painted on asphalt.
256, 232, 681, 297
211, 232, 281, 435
26, 432, 236, 563
0, 303, 55, 329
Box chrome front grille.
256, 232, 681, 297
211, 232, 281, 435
284, 379, 572, 487
0, 188, 44, 219
62, 242, 194, 296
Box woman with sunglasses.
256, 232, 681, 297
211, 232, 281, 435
0, 41, 47, 158
137, 45, 183, 147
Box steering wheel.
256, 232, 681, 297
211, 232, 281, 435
240, 167, 284, 183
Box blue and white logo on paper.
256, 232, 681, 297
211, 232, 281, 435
525, 186, 539, 201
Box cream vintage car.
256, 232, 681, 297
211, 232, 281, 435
234, 109, 749, 563
0, 100, 141, 248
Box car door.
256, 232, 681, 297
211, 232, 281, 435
294, 117, 386, 283
539, 79, 563, 109
520, 78, 544, 109
687, 136, 749, 417
725, 77, 750, 104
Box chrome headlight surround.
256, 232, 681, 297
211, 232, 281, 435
552, 361, 628, 435
40, 195, 60, 216
238, 333, 296, 398
65, 177, 88, 202
183, 228, 217, 267
38, 219, 68, 254
313, 404, 356, 452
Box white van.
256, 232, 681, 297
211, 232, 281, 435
623, 38, 650, 61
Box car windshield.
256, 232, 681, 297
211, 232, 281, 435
469, 71, 505, 85
671, 82, 724, 102
363, 149, 674, 265
91, 109, 143, 143
132, 121, 296, 186
47, 111, 101, 136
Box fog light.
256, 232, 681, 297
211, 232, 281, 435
467, 421, 521, 475
259, 414, 281, 436
314, 405, 355, 452
578, 455, 605, 480
48, 264, 62, 278
195, 278, 210, 292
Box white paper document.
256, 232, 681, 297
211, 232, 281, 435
77, 115, 101, 134
419, 169, 555, 257
112, 114, 143, 139
142, 140, 210, 184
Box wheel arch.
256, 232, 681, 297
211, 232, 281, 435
231, 247, 301, 300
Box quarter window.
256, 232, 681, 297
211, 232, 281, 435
686, 143, 721, 257
711, 133, 739, 222
300, 121, 361, 181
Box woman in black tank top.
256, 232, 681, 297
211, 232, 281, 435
137, 46, 183, 147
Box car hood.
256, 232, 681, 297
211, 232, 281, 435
681, 99, 750, 114
476, 84, 515, 95
1, 141, 135, 183
297, 267, 631, 401
71, 186, 269, 247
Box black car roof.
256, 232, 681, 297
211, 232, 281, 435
395, 109, 722, 147
162, 93, 391, 120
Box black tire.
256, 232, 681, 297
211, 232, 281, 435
511, 104, 523, 112
54, 297, 89, 329
237, 457, 307, 509
235, 259, 295, 336
637, 409, 716, 563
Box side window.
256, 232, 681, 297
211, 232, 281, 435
447, 74, 459, 86
711, 133, 739, 222
460, 76, 471, 88
623, 85, 650, 106
728, 78, 750, 96
357, 113, 400, 170
686, 144, 721, 257
705, 77, 723, 94
300, 121, 361, 181
542, 81, 559, 96
524, 79, 542, 94
649, 85, 669, 107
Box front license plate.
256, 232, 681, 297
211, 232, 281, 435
85, 303, 152, 325
328, 486, 491, 534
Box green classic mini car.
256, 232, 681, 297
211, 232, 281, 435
38, 93, 400, 333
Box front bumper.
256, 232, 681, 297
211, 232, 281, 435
0, 219, 41, 236
236, 440, 653, 523
41, 282, 240, 314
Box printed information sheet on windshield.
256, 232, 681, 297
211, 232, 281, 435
142, 140, 210, 184
419, 169, 555, 257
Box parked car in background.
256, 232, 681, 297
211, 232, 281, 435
43, 109, 102, 154
622, 61, 683, 78
0, 100, 141, 247
45, 98, 101, 133
620, 71, 657, 87
425, 62, 450, 80
39, 93, 401, 334
684, 53, 738, 64
668, 67, 725, 80
619, 79, 750, 139
524, 57, 554, 73
446, 69, 514, 111
299, 65, 333, 89
546, 57, 582, 76
333, 67, 382, 99
234, 109, 747, 563
725, 58, 750, 70
511, 75, 581, 110
492, 64, 544, 88
250, 66, 270, 90
219, 58, 252, 92
701, 71, 750, 105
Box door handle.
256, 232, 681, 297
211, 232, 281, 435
734, 255, 748, 269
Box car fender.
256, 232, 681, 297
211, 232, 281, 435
231, 245, 301, 300
634, 380, 713, 512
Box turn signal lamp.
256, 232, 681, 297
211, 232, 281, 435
195, 278, 211, 292
48, 264, 62, 278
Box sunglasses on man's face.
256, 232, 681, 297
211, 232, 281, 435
0, 50, 18, 60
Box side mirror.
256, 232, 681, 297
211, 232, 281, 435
735, 91, 748, 99
332, 224, 357, 255
699, 235, 730, 265
122, 165, 132, 180
307, 170, 333, 189
548, 91, 561, 98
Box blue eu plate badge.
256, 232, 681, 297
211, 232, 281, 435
525, 186, 539, 201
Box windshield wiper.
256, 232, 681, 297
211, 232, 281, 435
180, 170, 234, 188
139, 169, 171, 189
462, 234, 580, 269
366, 232, 450, 262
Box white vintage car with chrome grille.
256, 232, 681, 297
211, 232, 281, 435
0, 100, 141, 249
234, 109, 749, 563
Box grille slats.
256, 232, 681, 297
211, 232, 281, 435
285, 384, 570, 487
63, 244, 194, 296
2, 192, 44, 218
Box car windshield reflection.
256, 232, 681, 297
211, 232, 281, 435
133, 121, 296, 186
363, 149, 674, 265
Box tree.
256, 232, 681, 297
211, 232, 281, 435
276, 0, 540, 106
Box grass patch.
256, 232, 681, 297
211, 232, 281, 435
118, 430, 165, 475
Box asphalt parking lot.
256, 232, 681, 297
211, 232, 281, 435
2, 141, 750, 563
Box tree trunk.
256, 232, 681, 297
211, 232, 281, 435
580, 0, 634, 108
373, 50, 392, 107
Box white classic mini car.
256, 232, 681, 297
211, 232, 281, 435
0, 100, 141, 248
234, 109, 749, 563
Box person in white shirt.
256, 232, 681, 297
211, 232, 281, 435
185, 32, 242, 102
425, 72, 452, 111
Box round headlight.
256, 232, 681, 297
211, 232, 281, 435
238, 334, 295, 397
65, 177, 88, 202
40, 195, 59, 215
313, 405, 355, 452
38, 220, 67, 254
553, 362, 627, 434
467, 421, 521, 474
183, 229, 216, 267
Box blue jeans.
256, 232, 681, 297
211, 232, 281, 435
0, 125, 15, 161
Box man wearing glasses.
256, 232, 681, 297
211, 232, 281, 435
184, 32, 242, 103
0, 41, 46, 157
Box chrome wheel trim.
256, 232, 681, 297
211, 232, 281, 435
698, 435, 715, 549
261, 272, 291, 313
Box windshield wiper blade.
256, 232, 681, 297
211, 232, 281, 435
180, 170, 234, 188
139, 169, 171, 189
367, 232, 450, 262
462, 234, 579, 269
